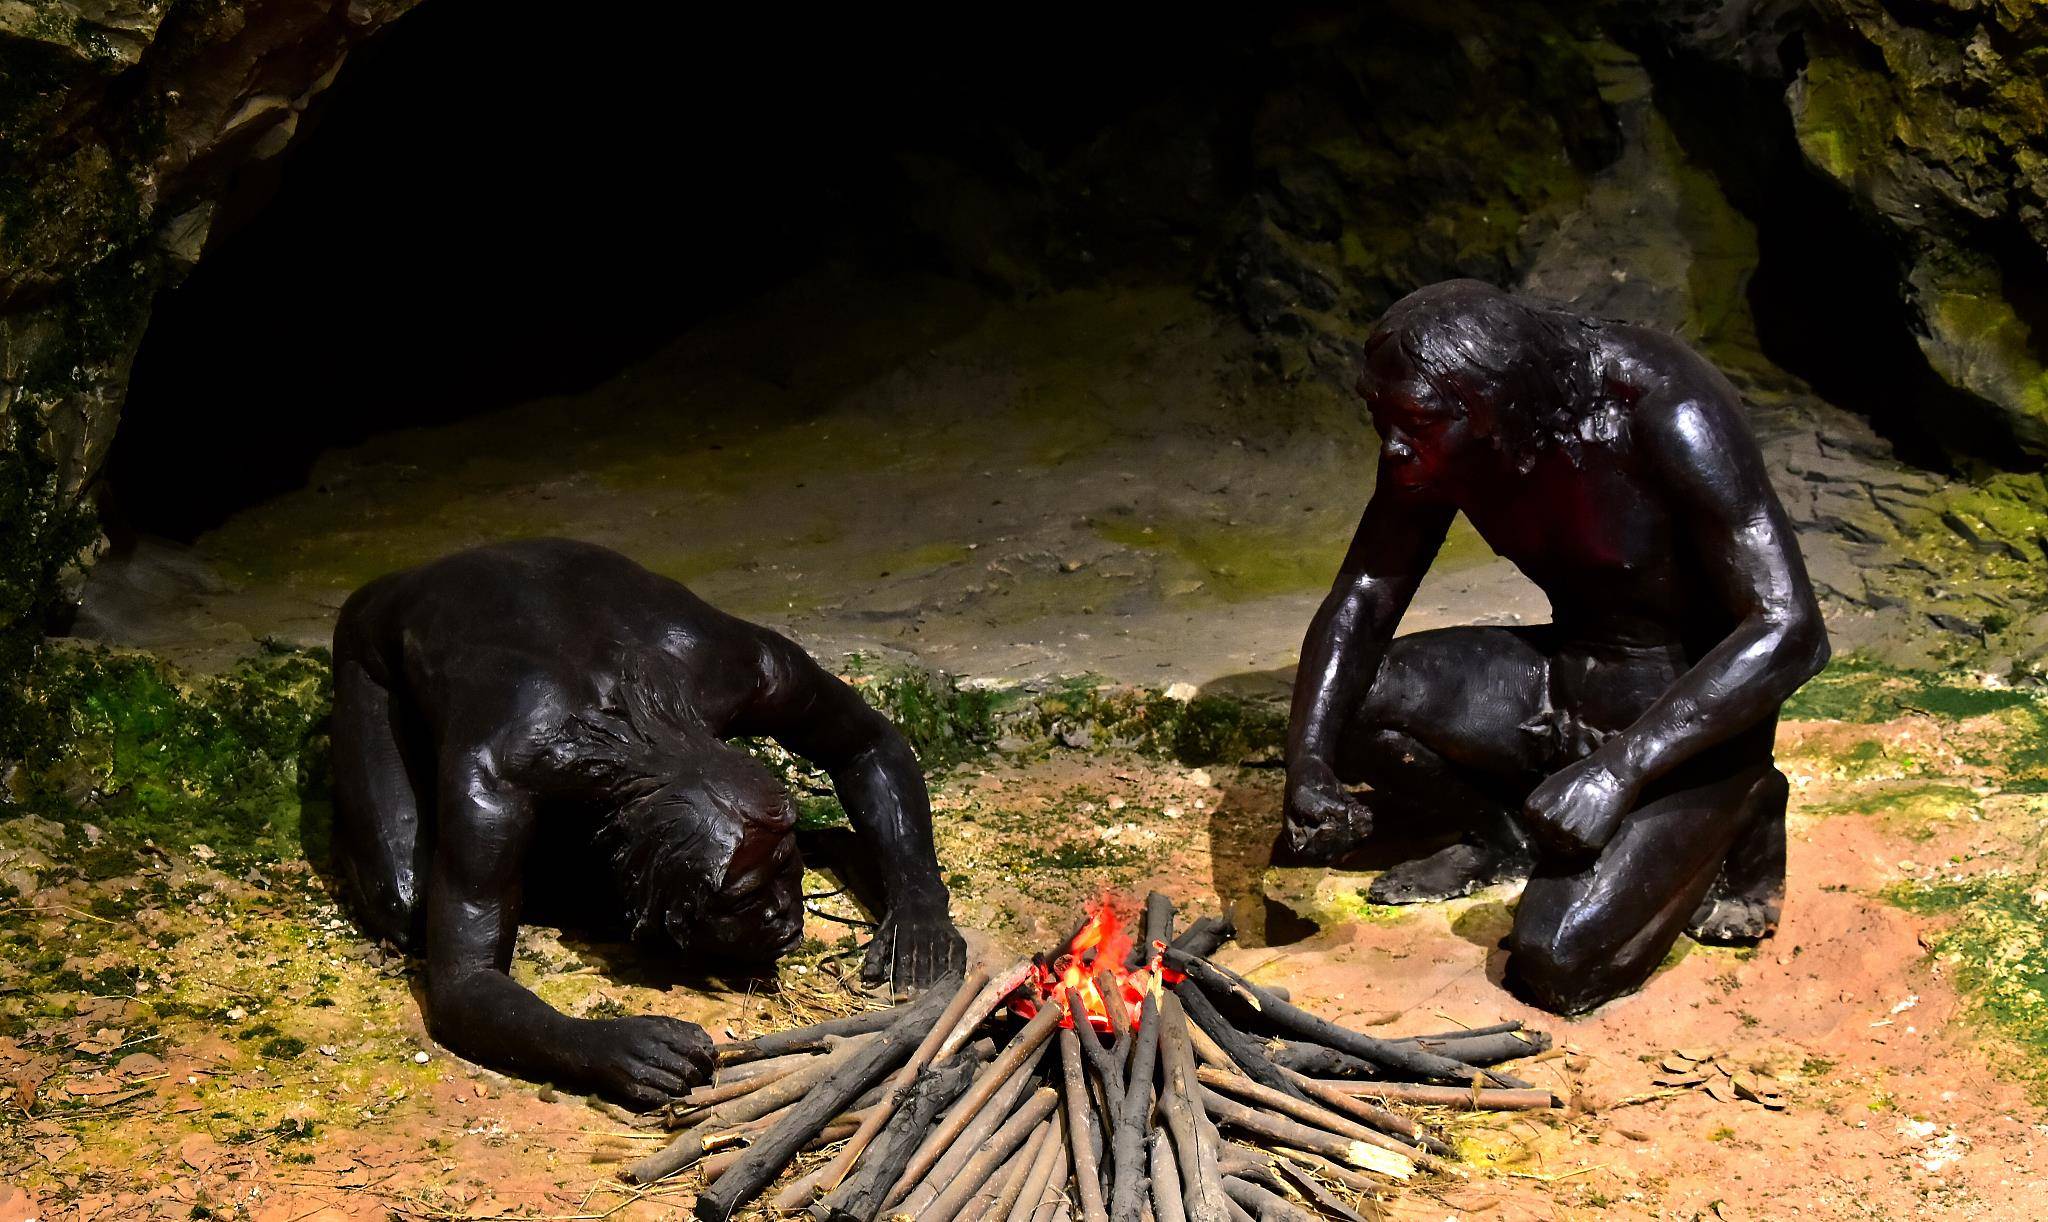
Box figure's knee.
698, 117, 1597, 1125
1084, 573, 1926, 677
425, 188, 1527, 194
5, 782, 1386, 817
1503, 919, 1608, 1016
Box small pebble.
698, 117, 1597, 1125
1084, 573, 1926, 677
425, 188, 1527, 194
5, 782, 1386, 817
413, 1051, 430, 1064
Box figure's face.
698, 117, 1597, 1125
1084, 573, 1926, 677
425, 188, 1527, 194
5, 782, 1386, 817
684, 827, 804, 965
1359, 342, 1481, 490
654, 752, 804, 964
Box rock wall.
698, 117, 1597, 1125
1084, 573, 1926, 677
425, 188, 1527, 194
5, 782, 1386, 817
0, 0, 417, 708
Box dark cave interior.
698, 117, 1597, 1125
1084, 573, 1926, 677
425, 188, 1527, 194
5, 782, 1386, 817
105, 2, 2015, 549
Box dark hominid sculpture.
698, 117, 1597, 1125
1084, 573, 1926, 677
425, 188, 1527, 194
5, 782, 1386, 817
331, 538, 966, 1107
1284, 280, 1828, 1015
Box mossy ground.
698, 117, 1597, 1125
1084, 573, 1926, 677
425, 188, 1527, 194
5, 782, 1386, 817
8, 649, 2048, 1217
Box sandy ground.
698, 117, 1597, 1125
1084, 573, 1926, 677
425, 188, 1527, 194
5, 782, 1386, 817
5, 703, 2046, 1220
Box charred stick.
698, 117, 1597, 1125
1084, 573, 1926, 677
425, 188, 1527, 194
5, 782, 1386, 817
920, 1087, 1062, 1222
889, 1004, 1062, 1199
675, 1056, 810, 1109
781, 969, 992, 1210
1399, 1028, 1552, 1066
1109, 989, 1161, 1222
1220, 1177, 1321, 1222
893, 1035, 1054, 1214
1324, 1079, 1560, 1111
1059, 1023, 1112, 1222
714, 1003, 908, 1065
1130, 892, 1175, 969
813, 1052, 981, 1222
699, 1121, 858, 1182
1175, 980, 1315, 1106
1264, 1041, 1378, 1080
1008, 1111, 1068, 1222
710, 1048, 824, 1087
1068, 986, 1127, 1123
1165, 951, 1527, 1088
1166, 914, 1234, 959
1148, 1132, 1187, 1222
1157, 992, 1229, 1222
690, 981, 956, 1220
1197, 1066, 1434, 1174
1197, 1086, 1413, 1179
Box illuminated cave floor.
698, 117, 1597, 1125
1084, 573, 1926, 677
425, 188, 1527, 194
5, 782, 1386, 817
70, 269, 1990, 687
7, 693, 2047, 1219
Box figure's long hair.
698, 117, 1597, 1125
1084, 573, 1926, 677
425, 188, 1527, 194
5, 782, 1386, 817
1363, 280, 1621, 463
541, 654, 792, 943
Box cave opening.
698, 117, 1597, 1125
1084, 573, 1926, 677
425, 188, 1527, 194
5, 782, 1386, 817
104, 3, 1286, 545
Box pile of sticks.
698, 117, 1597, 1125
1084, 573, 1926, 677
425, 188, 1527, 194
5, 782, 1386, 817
624, 895, 1559, 1221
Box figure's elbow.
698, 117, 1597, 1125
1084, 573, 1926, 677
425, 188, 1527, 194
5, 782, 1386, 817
1769, 602, 1830, 686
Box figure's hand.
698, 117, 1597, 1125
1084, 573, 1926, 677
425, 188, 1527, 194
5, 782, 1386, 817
583, 1014, 714, 1110
862, 906, 967, 989
1284, 758, 1373, 862
1522, 754, 1638, 860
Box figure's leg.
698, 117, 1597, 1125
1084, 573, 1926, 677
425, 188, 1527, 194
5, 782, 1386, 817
1688, 757, 1788, 943
1504, 759, 1779, 1015
1334, 627, 1553, 903
331, 636, 432, 948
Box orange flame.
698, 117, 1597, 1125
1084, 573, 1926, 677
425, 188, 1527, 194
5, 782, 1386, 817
1011, 896, 1181, 1030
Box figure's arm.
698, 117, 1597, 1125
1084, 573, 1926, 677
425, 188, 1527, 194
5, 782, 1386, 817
739, 632, 964, 986
422, 754, 711, 1108
1525, 387, 1829, 856
1284, 467, 1456, 847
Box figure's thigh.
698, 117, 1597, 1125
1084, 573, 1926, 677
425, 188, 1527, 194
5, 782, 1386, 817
1505, 757, 1780, 1014
332, 642, 434, 947
1338, 626, 1554, 782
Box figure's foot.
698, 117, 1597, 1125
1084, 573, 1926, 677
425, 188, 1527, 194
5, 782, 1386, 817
1367, 841, 1533, 905
1686, 893, 1780, 944
1281, 799, 1374, 865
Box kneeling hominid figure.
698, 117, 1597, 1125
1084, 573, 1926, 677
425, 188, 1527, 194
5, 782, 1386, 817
1284, 280, 1828, 1015
331, 539, 965, 1106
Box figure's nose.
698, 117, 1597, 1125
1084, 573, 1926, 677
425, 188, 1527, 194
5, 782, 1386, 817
1384, 433, 1415, 462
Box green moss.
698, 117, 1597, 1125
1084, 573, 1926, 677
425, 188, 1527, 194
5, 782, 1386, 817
1888, 875, 2048, 1096
1783, 655, 2036, 724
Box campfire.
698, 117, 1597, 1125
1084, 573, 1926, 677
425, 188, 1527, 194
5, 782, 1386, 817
625, 894, 1560, 1221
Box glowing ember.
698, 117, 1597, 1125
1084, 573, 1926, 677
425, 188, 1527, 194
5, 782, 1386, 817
1009, 897, 1182, 1030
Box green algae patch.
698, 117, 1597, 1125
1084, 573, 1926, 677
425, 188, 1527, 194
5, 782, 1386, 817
7, 644, 332, 870
1783, 655, 2035, 724
1889, 875, 2048, 1097
1092, 508, 1494, 604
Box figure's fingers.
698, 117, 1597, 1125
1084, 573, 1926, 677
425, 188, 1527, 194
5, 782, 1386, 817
633, 1063, 689, 1097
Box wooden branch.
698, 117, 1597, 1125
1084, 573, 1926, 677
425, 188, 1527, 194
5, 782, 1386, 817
937, 957, 1039, 1060
893, 1034, 1053, 1215
981, 1114, 1057, 1222
886, 1004, 1062, 1201
1148, 1131, 1187, 1222
691, 980, 956, 1220
1109, 989, 1160, 1222
714, 1003, 908, 1065
627, 1031, 882, 1183
1322, 1078, 1560, 1111
1197, 1066, 1432, 1174
1166, 915, 1233, 959
1196, 1086, 1413, 1180
1130, 891, 1175, 969
1096, 967, 1134, 1074
921, 1087, 1061, 1222
1277, 1067, 1449, 1155
1026, 1130, 1073, 1222
1399, 1028, 1552, 1066
780, 968, 991, 1210
1068, 986, 1127, 1124
811, 1050, 980, 1222
1166, 951, 1527, 1088
1008, 1111, 1068, 1222
1220, 1176, 1321, 1222
1059, 1023, 1112, 1222
1175, 980, 1315, 1106
1156, 992, 1229, 1222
